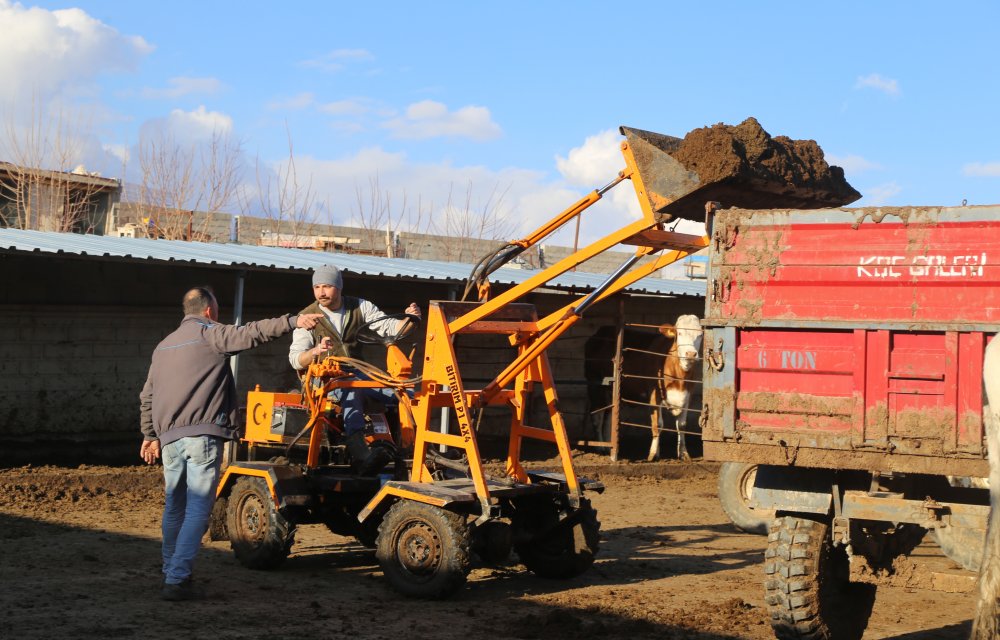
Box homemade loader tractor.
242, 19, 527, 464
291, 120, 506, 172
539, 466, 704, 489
213, 125, 844, 599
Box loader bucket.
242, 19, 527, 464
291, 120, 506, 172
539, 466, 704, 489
620, 122, 861, 222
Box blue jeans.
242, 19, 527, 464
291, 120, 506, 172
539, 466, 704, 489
331, 384, 399, 436
161, 435, 223, 585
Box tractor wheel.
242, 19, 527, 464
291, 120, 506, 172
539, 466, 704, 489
933, 525, 985, 571
718, 462, 775, 535
226, 476, 295, 570
764, 515, 875, 640
375, 501, 471, 598
208, 495, 228, 541
513, 497, 600, 579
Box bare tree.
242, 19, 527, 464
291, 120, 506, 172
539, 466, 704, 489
0, 101, 117, 233
240, 128, 322, 247
424, 181, 518, 263
347, 174, 430, 257
132, 129, 243, 240
346, 177, 516, 261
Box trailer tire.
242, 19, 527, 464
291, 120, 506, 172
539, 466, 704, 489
375, 501, 470, 599
718, 462, 774, 535
932, 526, 985, 571
514, 497, 600, 579
764, 515, 875, 640
227, 476, 295, 570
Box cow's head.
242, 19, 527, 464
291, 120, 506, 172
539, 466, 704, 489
661, 314, 703, 372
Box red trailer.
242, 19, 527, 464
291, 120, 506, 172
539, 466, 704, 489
701, 204, 1000, 639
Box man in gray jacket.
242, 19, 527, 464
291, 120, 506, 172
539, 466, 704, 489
140, 286, 322, 601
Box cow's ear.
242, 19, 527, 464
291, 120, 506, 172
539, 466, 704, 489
660, 326, 676, 339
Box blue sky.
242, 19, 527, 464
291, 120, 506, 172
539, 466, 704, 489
4, 1, 1000, 246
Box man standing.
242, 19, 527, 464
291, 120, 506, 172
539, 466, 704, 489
140, 286, 322, 601
288, 264, 419, 475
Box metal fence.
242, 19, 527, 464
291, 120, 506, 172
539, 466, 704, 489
579, 310, 704, 461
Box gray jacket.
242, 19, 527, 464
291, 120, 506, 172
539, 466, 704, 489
140, 313, 298, 447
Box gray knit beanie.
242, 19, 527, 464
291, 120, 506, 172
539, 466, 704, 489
312, 264, 343, 288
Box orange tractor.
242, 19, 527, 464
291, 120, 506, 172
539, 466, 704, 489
214, 125, 833, 597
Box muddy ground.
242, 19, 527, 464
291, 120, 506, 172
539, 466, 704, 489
0, 455, 977, 640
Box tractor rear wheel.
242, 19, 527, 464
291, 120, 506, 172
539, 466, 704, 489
764, 515, 875, 640
718, 462, 774, 535
375, 501, 470, 598
513, 497, 600, 579
227, 476, 295, 569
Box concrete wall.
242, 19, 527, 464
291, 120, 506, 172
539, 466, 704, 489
0, 251, 703, 465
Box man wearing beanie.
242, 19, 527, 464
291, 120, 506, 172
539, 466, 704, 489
289, 264, 420, 475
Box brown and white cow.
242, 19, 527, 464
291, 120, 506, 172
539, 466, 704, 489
972, 336, 1000, 639
584, 314, 703, 461
648, 314, 703, 461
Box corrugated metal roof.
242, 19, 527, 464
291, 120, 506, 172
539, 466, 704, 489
0, 228, 705, 298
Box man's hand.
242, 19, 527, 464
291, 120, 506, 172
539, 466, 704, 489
140, 439, 160, 465
404, 302, 421, 319
297, 313, 324, 329
311, 336, 333, 358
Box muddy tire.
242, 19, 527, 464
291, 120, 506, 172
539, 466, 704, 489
514, 497, 600, 579
226, 476, 295, 570
375, 501, 470, 599
718, 462, 775, 535
208, 495, 228, 541
764, 515, 875, 640
933, 525, 985, 571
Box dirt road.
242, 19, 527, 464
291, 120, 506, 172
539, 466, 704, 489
0, 457, 976, 639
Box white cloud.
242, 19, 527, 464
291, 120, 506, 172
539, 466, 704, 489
825, 153, 882, 173
382, 100, 502, 141
268, 93, 315, 111
862, 181, 902, 205
287, 128, 705, 252
319, 98, 370, 117
267, 92, 315, 111
141, 77, 222, 100
552, 129, 705, 240
300, 48, 374, 72
555, 129, 622, 186
855, 73, 900, 97
0, 1, 152, 104
102, 142, 129, 165
167, 105, 232, 135
963, 162, 1000, 177
292, 148, 556, 238
330, 121, 366, 135
137, 105, 234, 148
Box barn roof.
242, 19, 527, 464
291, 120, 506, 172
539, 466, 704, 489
0, 228, 706, 298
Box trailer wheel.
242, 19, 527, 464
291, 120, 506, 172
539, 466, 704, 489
375, 501, 470, 599
513, 497, 600, 579
933, 526, 985, 571
718, 462, 775, 535
764, 515, 875, 640
227, 476, 295, 570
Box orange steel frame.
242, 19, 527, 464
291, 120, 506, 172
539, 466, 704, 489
362, 137, 709, 519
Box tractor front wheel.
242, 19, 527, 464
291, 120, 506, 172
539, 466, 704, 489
226, 476, 295, 570
513, 497, 600, 579
375, 501, 471, 598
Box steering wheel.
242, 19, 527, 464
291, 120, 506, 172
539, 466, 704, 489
355, 313, 421, 346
